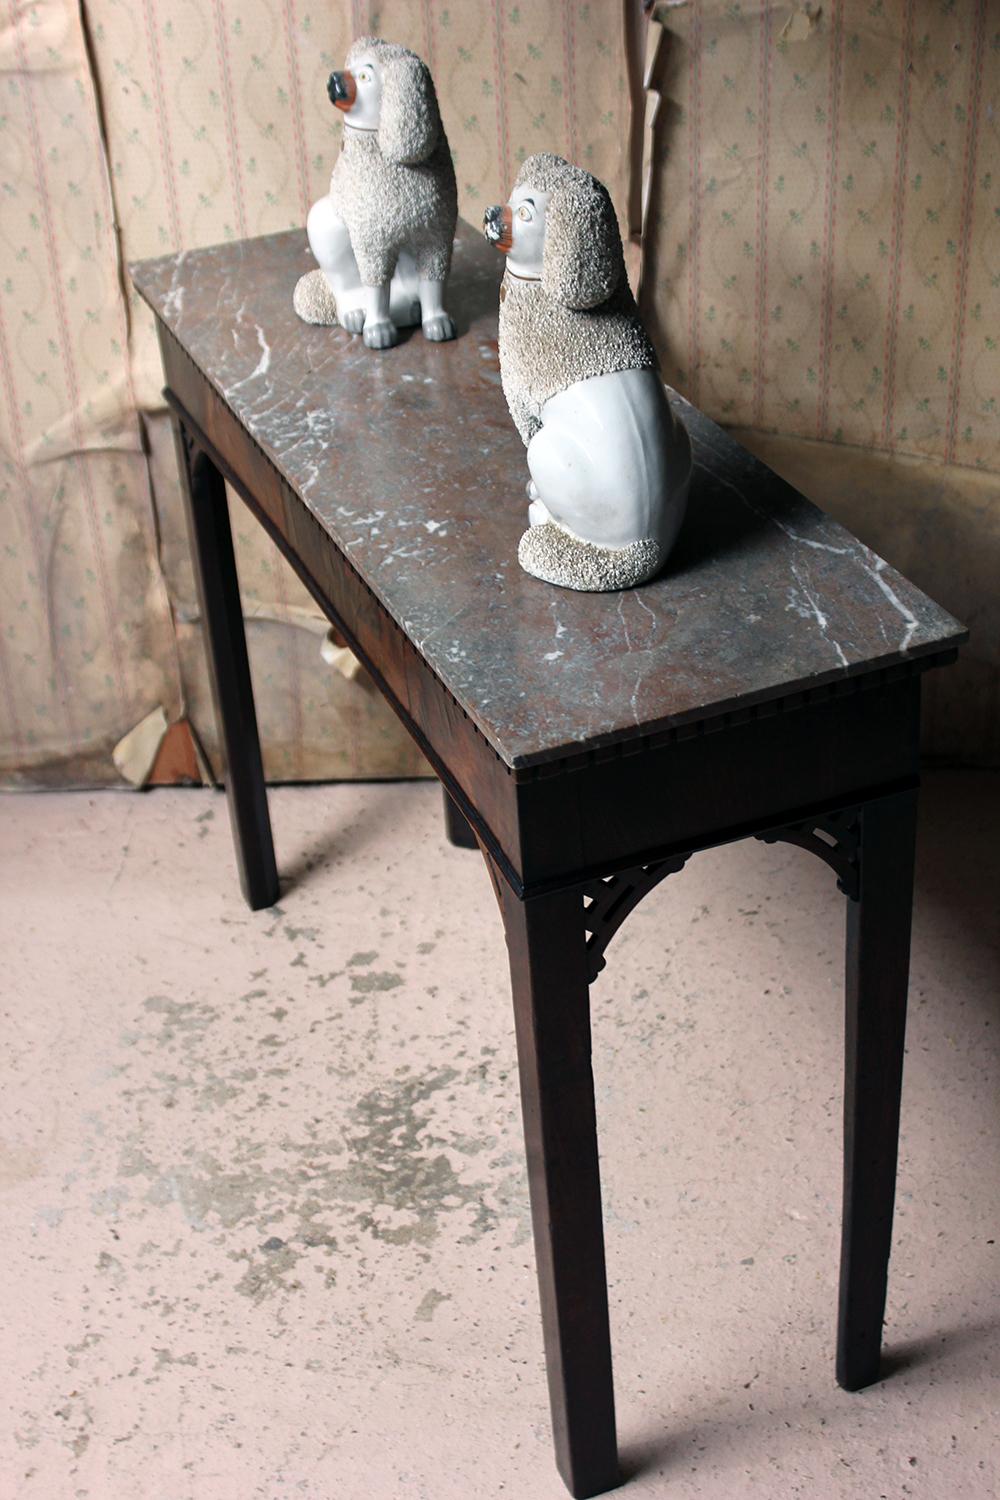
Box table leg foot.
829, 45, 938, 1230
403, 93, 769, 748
498, 877, 619, 1498
837, 789, 918, 1391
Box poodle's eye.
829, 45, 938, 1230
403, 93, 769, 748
357, 68, 372, 84
516, 204, 532, 223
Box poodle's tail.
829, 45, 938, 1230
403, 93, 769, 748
293, 268, 424, 331
293, 269, 339, 326
518, 521, 664, 592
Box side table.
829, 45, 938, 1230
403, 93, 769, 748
132, 226, 966, 1498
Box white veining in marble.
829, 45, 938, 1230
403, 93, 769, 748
788, 560, 850, 670
131, 230, 965, 767
867, 557, 919, 653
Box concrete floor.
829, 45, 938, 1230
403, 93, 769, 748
1, 771, 998, 1499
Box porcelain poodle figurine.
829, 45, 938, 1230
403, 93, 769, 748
293, 37, 457, 349
484, 153, 692, 590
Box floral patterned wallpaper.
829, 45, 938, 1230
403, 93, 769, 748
639, 0, 999, 765
1, 2, 995, 784
642, 0, 999, 472
0, 0, 633, 784
0, 0, 180, 784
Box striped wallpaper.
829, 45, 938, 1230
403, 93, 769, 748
1, 0, 632, 783
643, 0, 998, 472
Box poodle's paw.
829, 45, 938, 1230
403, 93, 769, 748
527, 497, 551, 529
363, 317, 399, 349
292, 271, 338, 326
341, 307, 366, 335
422, 312, 456, 342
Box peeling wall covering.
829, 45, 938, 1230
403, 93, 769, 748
641, 1, 999, 760
3, 1, 994, 783
0, 0, 181, 786
1, 0, 633, 785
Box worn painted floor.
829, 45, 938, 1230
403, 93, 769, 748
2, 772, 998, 1499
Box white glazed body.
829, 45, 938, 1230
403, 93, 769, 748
297, 40, 456, 345
526, 368, 692, 553
306, 191, 422, 327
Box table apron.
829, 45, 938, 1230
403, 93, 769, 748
511, 675, 924, 889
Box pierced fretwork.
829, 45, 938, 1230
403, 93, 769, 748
582, 856, 689, 983
756, 808, 861, 900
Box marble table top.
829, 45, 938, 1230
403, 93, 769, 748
132, 225, 966, 771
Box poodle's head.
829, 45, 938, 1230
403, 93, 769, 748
483, 153, 624, 309
328, 38, 441, 166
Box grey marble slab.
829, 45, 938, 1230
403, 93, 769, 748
132, 225, 967, 770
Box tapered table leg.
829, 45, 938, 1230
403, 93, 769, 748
837, 788, 918, 1390
174, 421, 279, 911
498, 877, 619, 1499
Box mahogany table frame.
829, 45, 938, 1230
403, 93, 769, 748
160, 318, 959, 1498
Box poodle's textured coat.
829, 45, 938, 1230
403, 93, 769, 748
518, 527, 662, 593
295, 38, 456, 325
330, 39, 457, 286
498, 154, 657, 445
496, 153, 686, 592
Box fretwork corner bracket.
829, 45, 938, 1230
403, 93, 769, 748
582, 806, 862, 985
756, 808, 861, 902
583, 855, 690, 983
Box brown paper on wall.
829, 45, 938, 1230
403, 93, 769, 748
1, 0, 635, 786
0, 1, 181, 787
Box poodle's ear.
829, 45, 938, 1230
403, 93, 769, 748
378, 52, 439, 166
542, 172, 623, 309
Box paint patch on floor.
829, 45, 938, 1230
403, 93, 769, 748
2, 775, 998, 1498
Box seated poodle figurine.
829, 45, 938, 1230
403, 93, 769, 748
484, 153, 692, 591
294, 37, 457, 349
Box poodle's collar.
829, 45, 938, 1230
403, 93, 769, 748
504, 267, 541, 284
344, 122, 378, 135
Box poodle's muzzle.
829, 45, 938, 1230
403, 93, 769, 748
483, 204, 513, 253
328, 70, 357, 111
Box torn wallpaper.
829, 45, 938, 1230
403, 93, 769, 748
1, 0, 633, 785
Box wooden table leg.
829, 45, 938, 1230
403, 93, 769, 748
498, 877, 619, 1499
837, 788, 918, 1390
442, 786, 478, 849
173, 420, 279, 911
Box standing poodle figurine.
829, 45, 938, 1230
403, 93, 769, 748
294, 38, 457, 349
484, 153, 692, 591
